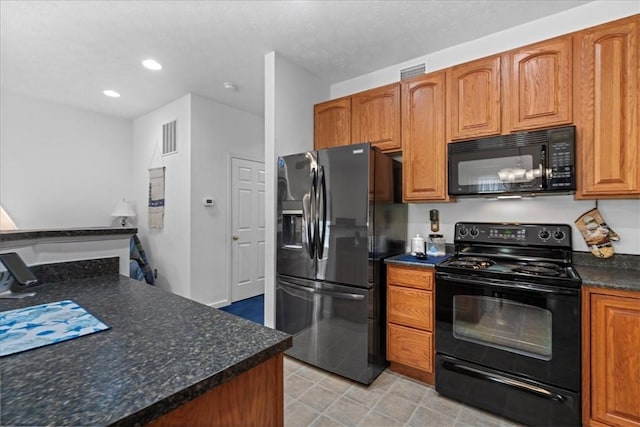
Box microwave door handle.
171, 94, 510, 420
540, 146, 551, 184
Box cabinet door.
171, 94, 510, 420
352, 83, 401, 152
388, 286, 432, 331
387, 323, 432, 372
387, 264, 433, 290
589, 291, 640, 426
314, 97, 351, 150
401, 71, 448, 201
506, 35, 572, 131
447, 56, 502, 140
575, 16, 640, 198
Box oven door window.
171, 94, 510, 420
453, 295, 552, 361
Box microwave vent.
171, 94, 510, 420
400, 63, 426, 80
448, 126, 575, 153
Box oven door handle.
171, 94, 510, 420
443, 361, 566, 402
436, 273, 579, 295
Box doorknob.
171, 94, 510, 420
232, 235, 239, 241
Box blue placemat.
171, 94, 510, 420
389, 253, 451, 265
0, 300, 109, 357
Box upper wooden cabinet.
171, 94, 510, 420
314, 97, 351, 150
352, 83, 401, 152
575, 15, 640, 199
505, 35, 573, 131
401, 71, 449, 202
447, 56, 502, 140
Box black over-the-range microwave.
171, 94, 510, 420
447, 125, 576, 197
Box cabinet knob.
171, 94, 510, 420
232, 235, 239, 241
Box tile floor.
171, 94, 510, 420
284, 357, 523, 427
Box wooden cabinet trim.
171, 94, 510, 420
314, 97, 352, 150
575, 15, 640, 198
401, 71, 449, 202
506, 35, 573, 131
387, 264, 433, 290
447, 55, 502, 140
582, 286, 640, 427
388, 285, 433, 330
387, 323, 433, 372
352, 82, 401, 152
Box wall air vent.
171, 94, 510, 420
162, 120, 177, 155
400, 63, 426, 80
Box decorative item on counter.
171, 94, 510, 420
111, 199, 136, 227
575, 208, 620, 258
430, 209, 440, 232
411, 234, 425, 256
427, 234, 446, 257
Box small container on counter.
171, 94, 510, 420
411, 234, 425, 255
427, 234, 446, 257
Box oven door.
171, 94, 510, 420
435, 272, 580, 391
448, 142, 546, 196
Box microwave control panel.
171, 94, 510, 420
548, 127, 576, 190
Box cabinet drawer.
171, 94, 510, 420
388, 286, 432, 330
387, 265, 433, 290
387, 324, 432, 372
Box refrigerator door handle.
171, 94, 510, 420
316, 166, 327, 259
305, 168, 317, 260
279, 279, 365, 301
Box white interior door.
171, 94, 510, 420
230, 157, 265, 302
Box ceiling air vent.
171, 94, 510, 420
400, 63, 426, 80
162, 120, 177, 155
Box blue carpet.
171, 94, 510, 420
219, 294, 264, 325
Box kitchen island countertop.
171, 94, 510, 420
0, 274, 291, 426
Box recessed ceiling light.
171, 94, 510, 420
223, 81, 236, 90
103, 90, 121, 98
142, 59, 162, 71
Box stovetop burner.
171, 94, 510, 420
436, 222, 582, 288
448, 256, 495, 269
512, 264, 563, 277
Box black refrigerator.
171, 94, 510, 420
275, 143, 407, 384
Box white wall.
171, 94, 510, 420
132, 94, 192, 297
264, 52, 329, 327
330, 2, 640, 255
0, 91, 132, 228
331, 2, 640, 97
190, 94, 264, 306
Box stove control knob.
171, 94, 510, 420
553, 231, 566, 241
538, 230, 550, 240
459, 227, 468, 237
469, 228, 479, 237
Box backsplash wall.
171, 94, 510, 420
408, 196, 640, 255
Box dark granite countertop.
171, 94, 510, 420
0, 275, 292, 426
0, 227, 137, 244
574, 252, 640, 293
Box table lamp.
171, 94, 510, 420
111, 199, 136, 227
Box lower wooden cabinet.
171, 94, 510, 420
149, 353, 284, 427
582, 287, 640, 427
386, 264, 435, 384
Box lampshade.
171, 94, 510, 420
111, 199, 136, 218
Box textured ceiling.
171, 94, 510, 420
0, 0, 593, 119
